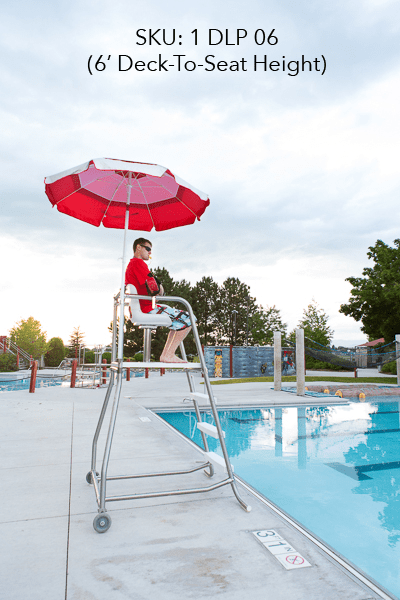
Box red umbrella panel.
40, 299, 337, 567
45, 158, 210, 231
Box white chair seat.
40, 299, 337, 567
126, 284, 172, 327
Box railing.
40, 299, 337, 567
0, 336, 32, 368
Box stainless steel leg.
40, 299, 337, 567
180, 341, 195, 392
99, 367, 124, 512
90, 369, 115, 474
143, 328, 151, 362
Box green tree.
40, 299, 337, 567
151, 267, 175, 296
250, 305, 288, 345
68, 326, 85, 357
45, 337, 66, 367
339, 239, 400, 342
191, 276, 220, 346
9, 317, 48, 359
294, 300, 334, 346
290, 300, 335, 369
109, 317, 143, 358
216, 277, 258, 345
123, 317, 146, 357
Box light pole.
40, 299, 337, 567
245, 296, 249, 346
231, 310, 238, 346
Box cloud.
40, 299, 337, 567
1, 0, 399, 346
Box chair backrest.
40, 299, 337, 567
126, 284, 172, 327
126, 284, 143, 322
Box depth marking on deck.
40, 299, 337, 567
252, 530, 311, 570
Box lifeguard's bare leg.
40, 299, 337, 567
160, 327, 191, 362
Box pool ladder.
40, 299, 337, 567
87, 293, 251, 533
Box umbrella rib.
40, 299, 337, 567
145, 176, 200, 219
50, 171, 121, 208
136, 179, 156, 229
99, 172, 129, 225
51, 183, 91, 206
171, 194, 199, 218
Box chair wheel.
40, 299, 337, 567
86, 471, 99, 484
93, 513, 112, 533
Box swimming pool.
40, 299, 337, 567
158, 400, 400, 599
0, 376, 69, 392
0, 369, 145, 392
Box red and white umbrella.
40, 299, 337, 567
45, 157, 210, 359
45, 157, 210, 231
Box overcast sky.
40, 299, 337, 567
1, 0, 399, 348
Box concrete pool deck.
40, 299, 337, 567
0, 371, 392, 600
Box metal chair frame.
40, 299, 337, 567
88, 291, 251, 533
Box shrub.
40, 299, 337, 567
84, 350, 95, 364
0, 354, 18, 372
134, 352, 143, 362
45, 337, 66, 367
305, 356, 350, 371
381, 361, 397, 375
102, 352, 112, 363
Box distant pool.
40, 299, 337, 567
158, 400, 400, 599
0, 369, 144, 392
0, 376, 68, 392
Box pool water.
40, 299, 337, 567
0, 376, 68, 392
159, 401, 400, 599
0, 370, 144, 392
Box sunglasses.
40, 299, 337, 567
141, 245, 152, 252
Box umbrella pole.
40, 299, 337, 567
117, 183, 131, 361
96, 181, 131, 514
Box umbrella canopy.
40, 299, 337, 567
45, 157, 210, 231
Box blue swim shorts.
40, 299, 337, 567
149, 304, 195, 331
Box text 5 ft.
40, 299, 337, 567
191, 29, 278, 45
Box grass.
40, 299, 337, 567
209, 376, 398, 385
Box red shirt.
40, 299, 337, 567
125, 257, 153, 313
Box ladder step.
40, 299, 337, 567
197, 422, 225, 439
205, 452, 233, 473
189, 392, 218, 404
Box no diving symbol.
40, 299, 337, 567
286, 554, 304, 565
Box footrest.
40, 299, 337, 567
205, 452, 233, 473
197, 422, 225, 439
114, 362, 201, 370
189, 392, 218, 404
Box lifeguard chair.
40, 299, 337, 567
87, 288, 251, 533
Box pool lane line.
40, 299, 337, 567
235, 476, 397, 600
326, 460, 400, 481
